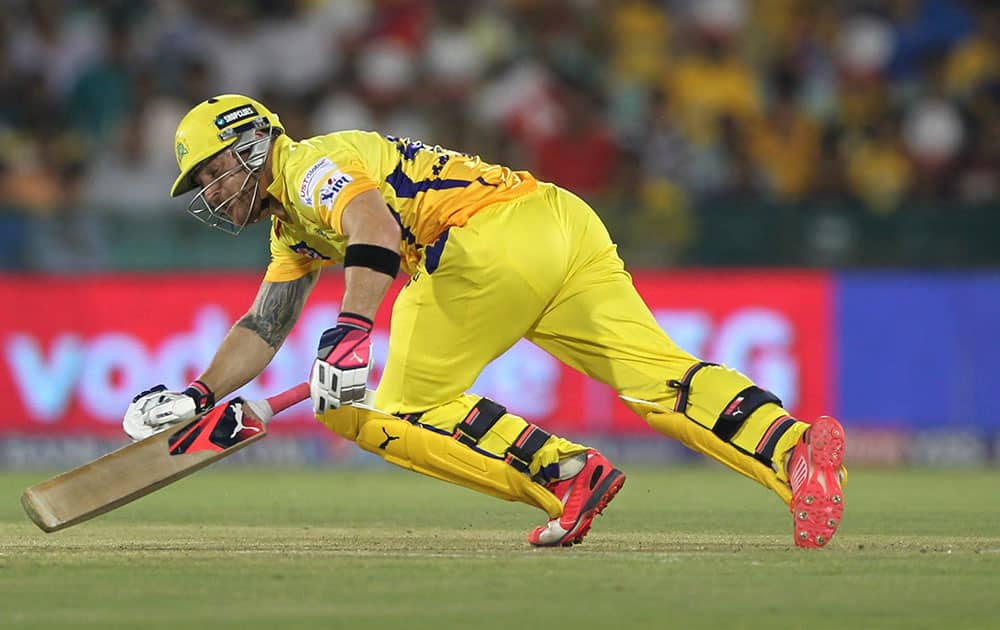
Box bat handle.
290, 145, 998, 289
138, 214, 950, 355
264, 382, 311, 416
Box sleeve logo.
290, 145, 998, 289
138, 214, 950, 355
318, 171, 354, 208
298, 157, 335, 206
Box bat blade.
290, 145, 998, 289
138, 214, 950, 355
21, 383, 308, 533
21, 404, 267, 533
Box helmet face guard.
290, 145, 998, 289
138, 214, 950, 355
187, 123, 274, 235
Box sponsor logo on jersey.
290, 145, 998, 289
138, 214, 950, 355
290, 241, 330, 260
298, 158, 335, 207
214, 105, 259, 129
318, 172, 354, 208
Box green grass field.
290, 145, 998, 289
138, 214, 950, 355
1, 466, 998, 629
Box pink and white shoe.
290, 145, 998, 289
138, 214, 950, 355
787, 416, 846, 548
528, 449, 626, 547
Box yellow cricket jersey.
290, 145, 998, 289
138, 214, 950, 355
263, 131, 538, 281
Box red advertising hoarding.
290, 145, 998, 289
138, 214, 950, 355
0, 271, 832, 437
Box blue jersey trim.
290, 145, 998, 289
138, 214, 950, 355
385, 204, 417, 246
425, 230, 450, 274
387, 163, 472, 199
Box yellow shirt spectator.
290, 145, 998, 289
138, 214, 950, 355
846, 134, 913, 214
665, 52, 761, 145
944, 34, 999, 97
747, 107, 821, 200
609, 0, 672, 85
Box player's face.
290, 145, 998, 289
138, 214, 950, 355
193, 149, 266, 228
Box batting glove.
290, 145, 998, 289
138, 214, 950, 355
310, 313, 373, 413
122, 381, 215, 441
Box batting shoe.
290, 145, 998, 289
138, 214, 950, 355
787, 415, 846, 548
528, 449, 626, 547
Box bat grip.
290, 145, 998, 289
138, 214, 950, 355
264, 382, 310, 416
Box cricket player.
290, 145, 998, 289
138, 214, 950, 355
123, 95, 846, 548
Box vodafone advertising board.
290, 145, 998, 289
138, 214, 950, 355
0, 272, 832, 436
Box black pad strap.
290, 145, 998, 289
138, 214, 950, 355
754, 415, 798, 465
344, 243, 401, 278
713, 386, 783, 441
452, 398, 507, 447
395, 412, 423, 425
504, 425, 553, 474
667, 361, 718, 412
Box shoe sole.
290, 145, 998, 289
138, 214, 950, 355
792, 416, 845, 548
535, 469, 627, 548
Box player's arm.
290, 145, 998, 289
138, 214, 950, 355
201, 271, 320, 397
339, 188, 402, 319
123, 272, 318, 440
310, 188, 401, 412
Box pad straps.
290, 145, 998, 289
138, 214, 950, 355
452, 398, 508, 447
504, 425, 553, 475
668, 361, 718, 412
669, 361, 783, 443
451, 397, 552, 479
715, 386, 783, 441
754, 415, 798, 465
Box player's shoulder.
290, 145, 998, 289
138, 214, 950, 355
301, 129, 388, 155
276, 135, 374, 212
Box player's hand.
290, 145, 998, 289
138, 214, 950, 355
310, 313, 373, 413
122, 381, 215, 441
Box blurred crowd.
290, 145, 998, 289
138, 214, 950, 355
0, 0, 997, 269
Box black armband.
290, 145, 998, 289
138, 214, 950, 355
344, 244, 400, 278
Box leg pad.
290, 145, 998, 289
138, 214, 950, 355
317, 405, 564, 518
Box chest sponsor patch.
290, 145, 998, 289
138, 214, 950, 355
298, 158, 336, 207
318, 171, 354, 208
290, 241, 330, 260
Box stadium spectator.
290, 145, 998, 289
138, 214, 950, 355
846, 116, 914, 214
664, 23, 761, 147
746, 66, 822, 201
0, 0, 995, 269
942, 4, 999, 99
526, 79, 620, 198
65, 16, 135, 144
887, 0, 973, 82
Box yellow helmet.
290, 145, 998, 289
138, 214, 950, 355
171, 94, 283, 197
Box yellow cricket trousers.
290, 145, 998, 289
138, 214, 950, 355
375, 182, 805, 500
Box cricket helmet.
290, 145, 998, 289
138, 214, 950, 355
171, 94, 283, 234
171, 94, 283, 197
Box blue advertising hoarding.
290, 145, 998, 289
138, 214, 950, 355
836, 272, 1000, 432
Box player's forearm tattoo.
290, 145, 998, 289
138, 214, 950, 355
237, 272, 318, 350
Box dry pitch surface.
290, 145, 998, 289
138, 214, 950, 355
1, 467, 998, 629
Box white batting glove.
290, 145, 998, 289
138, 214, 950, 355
122, 382, 214, 441
310, 313, 373, 413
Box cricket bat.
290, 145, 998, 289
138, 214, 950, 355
21, 382, 310, 533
